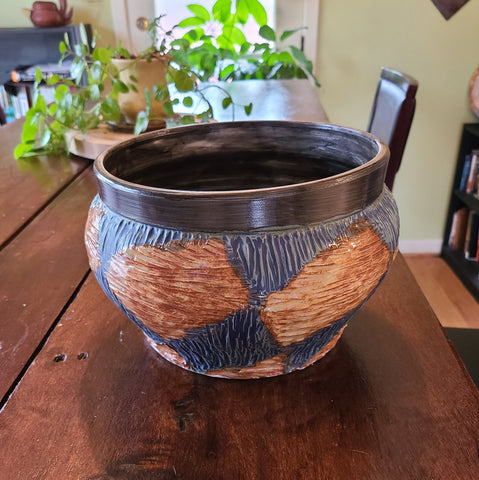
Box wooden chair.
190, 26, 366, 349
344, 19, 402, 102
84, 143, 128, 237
367, 67, 418, 190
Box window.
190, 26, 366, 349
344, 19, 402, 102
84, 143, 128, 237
154, 0, 276, 46
110, 0, 318, 63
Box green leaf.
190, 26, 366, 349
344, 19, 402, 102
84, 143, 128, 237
153, 83, 169, 101
178, 16, 205, 28
290, 45, 308, 66
220, 63, 235, 79
183, 96, 193, 107
92, 47, 112, 64
59, 91, 72, 111
170, 68, 195, 92
212, 0, 232, 23
245, 0, 267, 25
14, 143, 33, 159
278, 51, 294, 64
21, 122, 37, 143
63, 32, 71, 49
79, 23, 89, 47
280, 27, 306, 42
54, 84, 70, 103
180, 115, 196, 125
187, 4, 211, 21
144, 89, 152, 110
89, 83, 100, 101
46, 74, 60, 86
100, 97, 121, 123
74, 43, 83, 57
223, 25, 247, 45
34, 94, 47, 113
71, 57, 86, 83
89, 61, 102, 82
59, 41, 66, 55
35, 67, 43, 84
239, 41, 251, 55
259, 25, 275, 42
216, 34, 235, 50
163, 100, 174, 117
244, 102, 253, 115
39, 129, 52, 147
236, 0, 249, 24
112, 79, 129, 94
134, 111, 149, 135
222, 97, 232, 109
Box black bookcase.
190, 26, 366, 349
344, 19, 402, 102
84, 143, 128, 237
441, 123, 479, 301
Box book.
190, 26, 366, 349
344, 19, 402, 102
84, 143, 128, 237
449, 207, 470, 250
466, 150, 479, 194
465, 212, 479, 260
460, 154, 472, 190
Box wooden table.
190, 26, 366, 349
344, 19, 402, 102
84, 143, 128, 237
0, 81, 478, 479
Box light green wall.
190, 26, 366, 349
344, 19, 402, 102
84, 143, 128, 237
0, 0, 115, 46
2, 0, 477, 244
317, 0, 479, 243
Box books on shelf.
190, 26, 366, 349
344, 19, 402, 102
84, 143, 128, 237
460, 149, 479, 196
0, 84, 30, 122
449, 207, 479, 261
10, 61, 72, 83
0, 62, 63, 122
465, 212, 479, 260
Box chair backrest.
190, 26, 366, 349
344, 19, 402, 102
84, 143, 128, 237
367, 67, 418, 190
0, 105, 6, 126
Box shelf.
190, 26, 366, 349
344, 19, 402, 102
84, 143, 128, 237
441, 246, 479, 302
454, 189, 479, 211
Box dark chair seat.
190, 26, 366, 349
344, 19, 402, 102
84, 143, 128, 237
368, 67, 418, 190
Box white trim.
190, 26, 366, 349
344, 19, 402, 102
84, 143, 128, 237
109, 0, 132, 50
398, 239, 443, 254
276, 0, 319, 65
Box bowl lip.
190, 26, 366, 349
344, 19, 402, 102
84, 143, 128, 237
94, 120, 389, 199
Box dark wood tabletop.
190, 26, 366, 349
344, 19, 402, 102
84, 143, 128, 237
0, 81, 478, 479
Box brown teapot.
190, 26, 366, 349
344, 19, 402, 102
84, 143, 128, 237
26, 0, 73, 28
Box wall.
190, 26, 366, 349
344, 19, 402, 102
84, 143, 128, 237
0, 0, 115, 46
317, 0, 479, 251
2, 0, 477, 249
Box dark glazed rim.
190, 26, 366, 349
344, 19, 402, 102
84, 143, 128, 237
94, 121, 390, 232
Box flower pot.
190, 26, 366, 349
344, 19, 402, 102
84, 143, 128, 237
112, 56, 170, 128
85, 121, 399, 379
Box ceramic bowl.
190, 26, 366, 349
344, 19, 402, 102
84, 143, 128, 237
85, 121, 399, 379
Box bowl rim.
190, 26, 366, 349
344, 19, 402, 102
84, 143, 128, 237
93, 121, 390, 231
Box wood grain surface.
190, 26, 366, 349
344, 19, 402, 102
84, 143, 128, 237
0, 120, 90, 247
0, 255, 477, 479
0, 167, 97, 401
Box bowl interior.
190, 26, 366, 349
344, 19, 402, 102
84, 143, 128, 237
102, 122, 381, 192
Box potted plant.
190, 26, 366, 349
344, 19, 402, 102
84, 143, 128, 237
172, 0, 320, 86
15, 0, 319, 159
13, 19, 216, 159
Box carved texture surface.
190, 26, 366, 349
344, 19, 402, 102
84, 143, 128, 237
106, 239, 250, 339
85, 188, 399, 378
261, 223, 390, 346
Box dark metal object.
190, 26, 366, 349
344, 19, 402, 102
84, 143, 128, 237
95, 121, 389, 232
